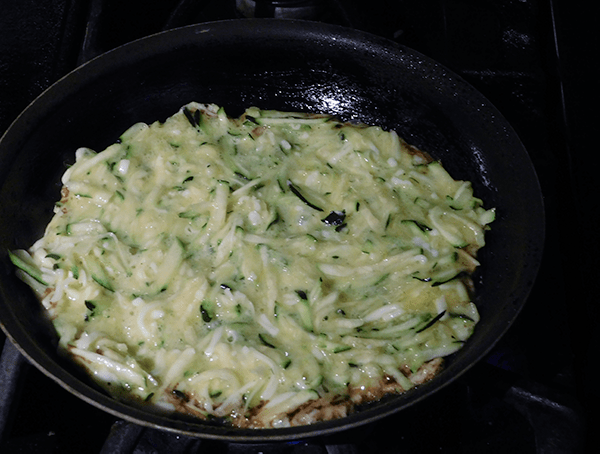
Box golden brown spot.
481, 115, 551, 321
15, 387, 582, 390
404, 143, 434, 163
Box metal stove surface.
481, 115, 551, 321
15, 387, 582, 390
0, 1, 594, 452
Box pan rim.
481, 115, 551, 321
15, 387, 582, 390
0, 18, 544, 441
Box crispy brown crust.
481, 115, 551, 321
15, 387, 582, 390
160, 357, 444, 428
404, 142, 434, 163
407, 357, 444, 385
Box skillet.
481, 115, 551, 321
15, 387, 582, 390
0, 19, 544, 442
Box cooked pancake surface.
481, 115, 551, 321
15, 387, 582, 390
11, 103, 494, 428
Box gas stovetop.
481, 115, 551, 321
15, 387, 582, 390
0, 1, 593, 452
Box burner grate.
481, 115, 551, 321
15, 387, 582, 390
1, 336, 584, 453
0, 0, 591, 452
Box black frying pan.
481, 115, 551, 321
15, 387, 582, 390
0, 19, 544, 442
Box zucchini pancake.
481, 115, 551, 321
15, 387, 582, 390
10, 103, 495, 428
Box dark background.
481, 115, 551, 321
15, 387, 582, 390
1, 0, 596, 452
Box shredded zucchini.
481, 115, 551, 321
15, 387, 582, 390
11, 102, 494, 428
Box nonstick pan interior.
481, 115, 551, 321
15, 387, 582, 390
0, 19, 544, 441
